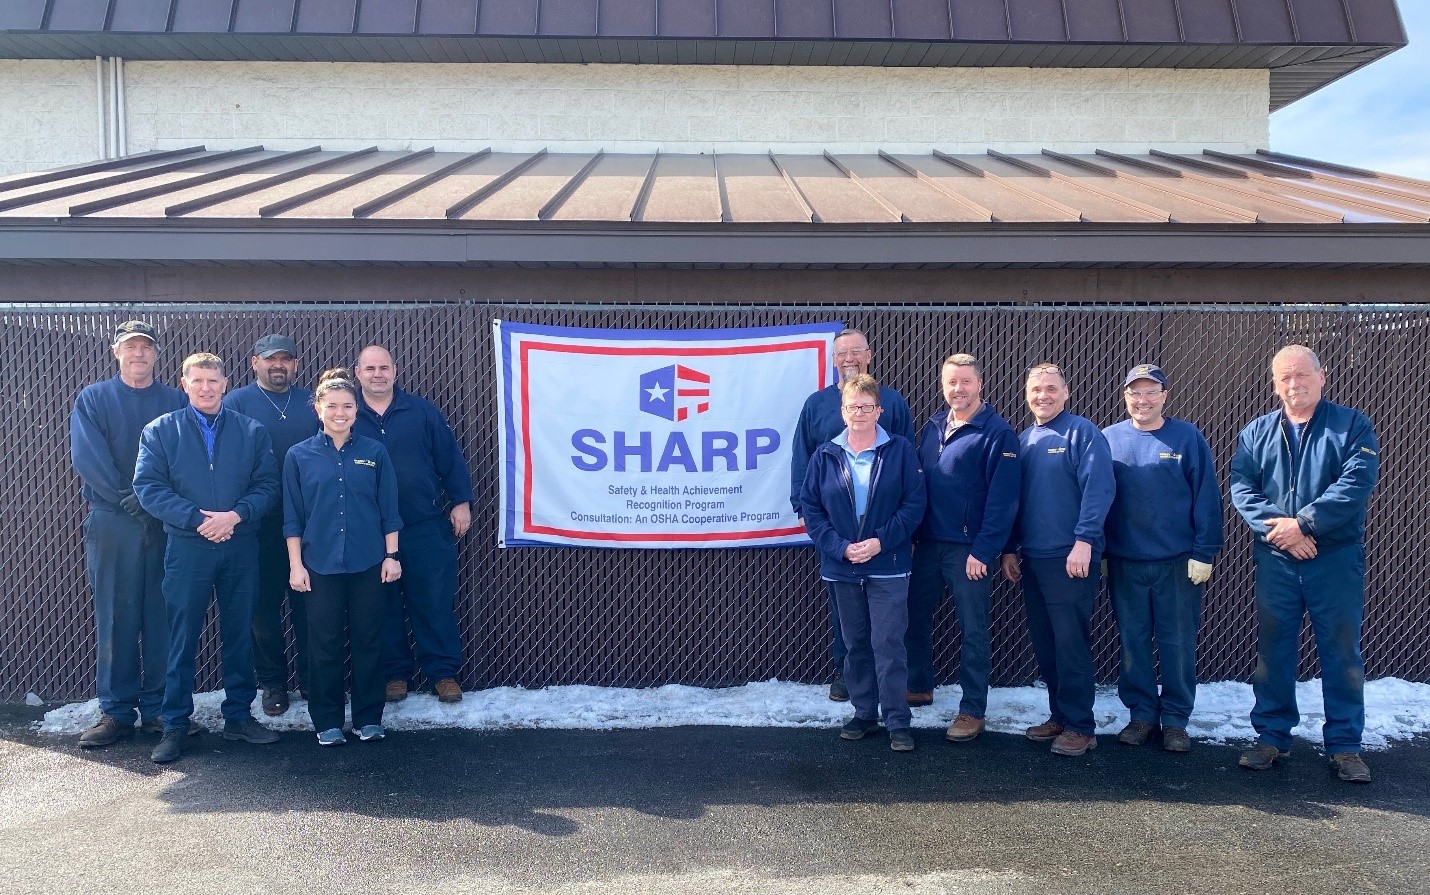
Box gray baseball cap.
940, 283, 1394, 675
253, 334, 299, 358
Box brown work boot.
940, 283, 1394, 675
945, 714, 985, 743
1025, 718, 1065, 742
385, 680, 409, 703
1329, 752, 1371, 783
1117, 720, 1158, 746
435, 678, 463, 703
906, 691, 933, 707
261, 688, 290, 717
1161, 727, 1192, 753
1238, 742, 1289, 770
78, 715, 133, 749
1050, 730, 1098, 756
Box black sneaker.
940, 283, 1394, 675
261, 688, 290, 717
78, 715, 133, 749
889, 729, 916, 752
828, 673, 849, 702
839, 717, 881, 740
1239, 742, 1290, 770
1329, 752, 1371, 783
150, 730, 186, 764
222, 717, 280, 745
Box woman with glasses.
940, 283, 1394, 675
284, 368, 403, 746
800, 374, 926, 751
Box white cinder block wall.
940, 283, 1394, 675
1, 60, 1270, 175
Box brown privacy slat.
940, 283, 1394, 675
5, 303, 1429, 699
628, 151, 661, 222
537, 150, 605, 221
70, 148, 322, 216
822, 151, 909, 223
258, 148, 436, 217
445, 150, 548, 219
164, 147, 379, 217
767, 152, 819, 223
0, 146, 261, 213
934, 150, 1084, 221
352, 149, 492, 218
876, 151, 994, 221
0, 147, 206, 194
1042, 149, 1260, 223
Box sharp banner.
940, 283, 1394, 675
496, 321, 844, 548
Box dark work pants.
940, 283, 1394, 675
1251, 543, 1366, 755
1021, 554, 1100, 736
252, 515, 308, 692
826, 581, 849, 671
383, 516, 464, 683
1108, 557, 1202, 729
160, 535, 260, 731
831, 576, 912, 731
306, 565, 386, 732
905, 541, 993, 716
85, 507, 168, 724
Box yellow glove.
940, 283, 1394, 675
1188, 559, 1213, 585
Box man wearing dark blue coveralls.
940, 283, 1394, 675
135, 352, 282, 764
353, 345, 474, 704
905, 353, 1020, 739
1231, 345, 1379, 783
791, 329, 914, 701
1002, 362, 1115, 758
70, 321, 187, 748
1103, 364, 1223, 754
224, 334, 319, 717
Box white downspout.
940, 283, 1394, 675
95, 56, 108, 159
115, 57, 128, 157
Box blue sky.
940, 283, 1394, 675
1270, 0, 1429, 177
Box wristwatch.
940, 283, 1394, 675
385, 551, 401, 560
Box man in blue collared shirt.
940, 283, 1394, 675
353, 345, 474, 704
224, 334, 319, 716
135, 353, 281, 763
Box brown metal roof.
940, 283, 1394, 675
0, 0, 1408, 110
2, 145, 1429, 269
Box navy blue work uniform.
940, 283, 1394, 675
791, 383, 915, 675
1231, 400, 1379, 755
225, 382, 318, 695
907, 402, 1021, 716
354, 387, 474, 686
70, 375, 186, 726
284, 433, 402, 733
134, 406, 279, 731
801, 426, 926, 732
1104, 417, 1224, 730
1013, 411, 1115, 737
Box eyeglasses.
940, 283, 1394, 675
1125, 388, 1164, 399
834, 348, 869, 359
843, 403, 880, 415
1027, 364, 1063, 377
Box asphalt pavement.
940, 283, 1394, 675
2, 704, 1427, 895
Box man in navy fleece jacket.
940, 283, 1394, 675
1103, 364, 1223, 754
1002, 362, 1115, 758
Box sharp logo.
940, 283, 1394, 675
639, 364, 711, 422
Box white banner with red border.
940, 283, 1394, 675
495, 321, 843, 548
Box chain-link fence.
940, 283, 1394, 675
1, 302, 1423, 700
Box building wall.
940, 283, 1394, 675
0, 60, 102, 175
0, 60, 1271, 175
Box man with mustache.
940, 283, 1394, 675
1231, 345, 1379, 783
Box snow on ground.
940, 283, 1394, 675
35, 678, 1430, 751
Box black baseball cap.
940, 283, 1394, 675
253, 334, 299, 358
112, 320, 158, 348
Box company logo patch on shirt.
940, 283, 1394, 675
1159, 451, 1183, 461
1360, 446, 1378, 456
1002, 451, 1018, 459
353, 458, 377, 468
1046, 447, 1066, 454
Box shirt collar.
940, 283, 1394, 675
834, 425, 890, 456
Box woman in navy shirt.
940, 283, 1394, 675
284, 369, 402, 746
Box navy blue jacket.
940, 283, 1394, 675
800, 430, 926, 582
224, 383, 319, 520
790, 383, 914, 516
134, 405, 280, 541
70, 376, 186, 511
915, 402, 1021, 566
1104, 418, 1224, 564
1231, 399, 1379, 554
1014, 411, 1116, 559
284, 433, 402, 576
354, 387, 473, 526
